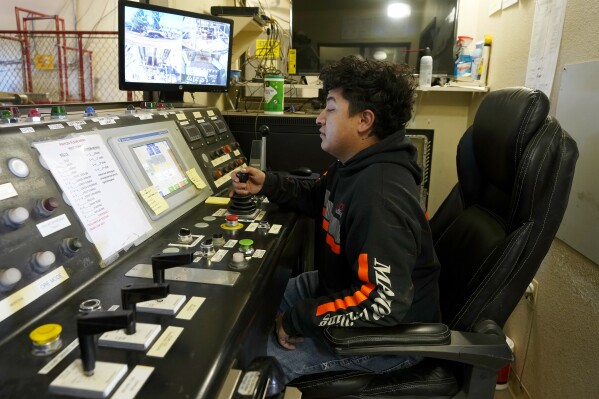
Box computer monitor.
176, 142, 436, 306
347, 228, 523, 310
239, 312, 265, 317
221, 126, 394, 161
107, 119, 210, 221
118, 0, 234, 102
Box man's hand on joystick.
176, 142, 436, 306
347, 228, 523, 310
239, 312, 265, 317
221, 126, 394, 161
236, 171, 249, 183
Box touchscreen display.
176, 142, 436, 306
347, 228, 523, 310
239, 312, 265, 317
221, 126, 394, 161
132, 140, 190, 197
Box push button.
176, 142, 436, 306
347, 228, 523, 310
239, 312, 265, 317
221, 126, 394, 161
30, 324, 63, 356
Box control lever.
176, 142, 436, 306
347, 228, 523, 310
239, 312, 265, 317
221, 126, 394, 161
228, 171, 257, 216
237, 171, 249, 183
151, 252, 194, 284
121, 283, 169, 334
77, 310, 133, 376
258, 125, 269, 171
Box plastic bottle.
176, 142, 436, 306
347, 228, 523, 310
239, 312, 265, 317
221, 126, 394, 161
419, 47, 433, 88
477, 34, 492, 86
454, 36, 473, 79
471, 41, 484, 81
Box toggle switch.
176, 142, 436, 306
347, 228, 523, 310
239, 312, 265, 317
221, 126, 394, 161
79, 299, 102, 313
258, 221, 271, 233
212, 233, 225, 247
178, 227, 193, 243
36, 197, 60, 217
61, 237, 83, 257
198, 238, 215, 258
31, 251, 56, 273
0, 267, 22, 291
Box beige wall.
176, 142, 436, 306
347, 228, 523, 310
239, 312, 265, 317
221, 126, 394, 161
458, 1, 599, 398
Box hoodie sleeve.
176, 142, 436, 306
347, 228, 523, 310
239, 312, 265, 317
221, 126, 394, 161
282, 166, 425, 337
259, 172, 328, 219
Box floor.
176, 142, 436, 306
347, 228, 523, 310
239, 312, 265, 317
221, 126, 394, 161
494, 388, 513, 399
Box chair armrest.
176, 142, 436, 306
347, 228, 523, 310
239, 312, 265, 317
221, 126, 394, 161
323, 321, 512, 370
324, 323, 451, 346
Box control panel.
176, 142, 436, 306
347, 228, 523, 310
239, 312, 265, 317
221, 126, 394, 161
0, 104, 299, 398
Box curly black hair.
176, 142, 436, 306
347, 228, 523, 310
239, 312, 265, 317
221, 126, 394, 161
319, 55, 416, 139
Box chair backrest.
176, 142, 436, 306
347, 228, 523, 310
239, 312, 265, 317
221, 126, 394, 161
430, 87, 578, 331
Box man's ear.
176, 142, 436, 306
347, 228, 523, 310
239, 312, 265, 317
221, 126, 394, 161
358, 109, 375, 134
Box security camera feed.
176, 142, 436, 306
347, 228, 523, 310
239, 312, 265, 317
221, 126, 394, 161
132, 138, 190, 198
123, 4, 231, 87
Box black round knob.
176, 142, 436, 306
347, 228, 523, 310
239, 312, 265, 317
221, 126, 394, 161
236, 171, 249, 183
179, 228, 191, 236
258, 125, 270, 137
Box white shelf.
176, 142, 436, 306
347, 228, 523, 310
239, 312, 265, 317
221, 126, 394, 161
418, 85, 489, 92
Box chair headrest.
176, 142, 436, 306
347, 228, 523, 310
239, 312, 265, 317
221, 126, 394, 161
473, 87, 550, 194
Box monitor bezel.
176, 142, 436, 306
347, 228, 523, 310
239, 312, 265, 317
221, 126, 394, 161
129, 135, 192, 200
118, 0, 234, 95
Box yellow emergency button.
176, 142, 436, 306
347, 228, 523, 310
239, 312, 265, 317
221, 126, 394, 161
30, 324, 64, 356
30, 323, 62, 344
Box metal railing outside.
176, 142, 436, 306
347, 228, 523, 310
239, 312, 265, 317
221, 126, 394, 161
0, 30, 143, 104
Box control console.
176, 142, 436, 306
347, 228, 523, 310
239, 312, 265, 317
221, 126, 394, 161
0, 104, 299, 398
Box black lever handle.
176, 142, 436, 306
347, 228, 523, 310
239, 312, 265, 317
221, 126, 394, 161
77, 310, 133, 376
151, 252, 193, 284
121, 283, 169, 334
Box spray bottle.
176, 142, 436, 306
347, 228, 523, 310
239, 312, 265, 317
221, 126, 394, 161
419, 47, 433, 88
454, 36, 473, 79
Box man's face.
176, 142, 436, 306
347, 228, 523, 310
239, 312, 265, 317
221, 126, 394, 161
316, 88, 364, 163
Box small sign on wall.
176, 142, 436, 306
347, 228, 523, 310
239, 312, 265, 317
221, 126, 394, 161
34, 54, 54, 70
255, 39, 280, 58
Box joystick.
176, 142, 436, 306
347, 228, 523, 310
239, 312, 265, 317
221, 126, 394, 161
227, 171, 257, 216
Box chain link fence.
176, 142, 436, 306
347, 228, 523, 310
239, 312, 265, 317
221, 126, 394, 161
0, 30, 143, 104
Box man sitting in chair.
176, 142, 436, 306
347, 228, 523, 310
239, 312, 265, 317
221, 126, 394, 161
230, 55, 441, 383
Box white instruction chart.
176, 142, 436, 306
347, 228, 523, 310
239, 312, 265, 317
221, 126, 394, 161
34, 134, 152, 260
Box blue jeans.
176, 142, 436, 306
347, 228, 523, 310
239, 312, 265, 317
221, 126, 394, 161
267, 271, 422, 384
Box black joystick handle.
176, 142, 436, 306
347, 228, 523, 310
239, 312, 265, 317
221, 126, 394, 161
236, 171, 249, 183
77, 310, 133, 376
121, 283, 169, 334
151, 252, 194, 284
258, 125, 270, 137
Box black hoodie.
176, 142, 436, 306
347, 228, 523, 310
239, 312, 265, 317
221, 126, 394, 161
260, 131, 441, 338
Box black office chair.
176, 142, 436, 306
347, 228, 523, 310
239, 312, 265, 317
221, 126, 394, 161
258, 87, 577, 398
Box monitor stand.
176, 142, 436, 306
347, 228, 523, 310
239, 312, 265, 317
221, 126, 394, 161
158, 90, 184, 105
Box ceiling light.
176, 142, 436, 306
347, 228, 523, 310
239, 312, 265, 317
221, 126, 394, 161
387, 3, 411, 19
373, 50, 388, 61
